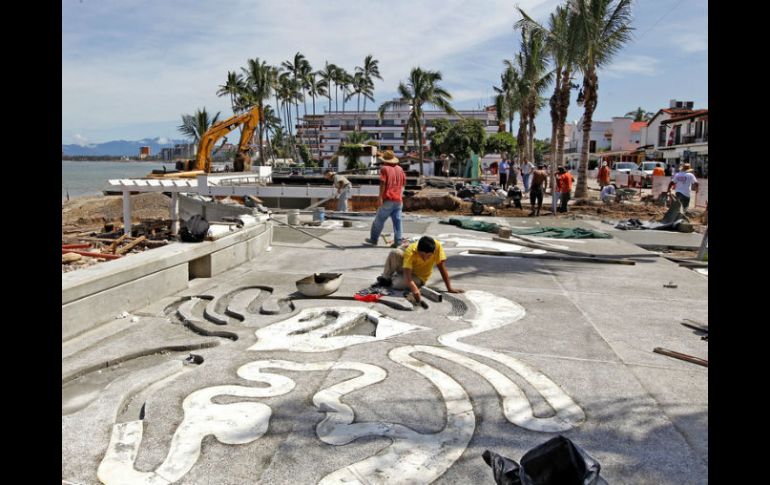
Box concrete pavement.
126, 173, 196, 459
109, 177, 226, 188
62, 215, 707, 484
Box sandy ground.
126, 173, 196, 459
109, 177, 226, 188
62, 193, 172, 233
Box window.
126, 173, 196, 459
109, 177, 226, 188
382, 119, 394, 126
658, 126, 667, 146
674, 125, 681, 145
694, 121, 703, 139
589, 140, 596, 153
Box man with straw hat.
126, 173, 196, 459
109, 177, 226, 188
667, 162, 699, 210
365, 150, 406, 247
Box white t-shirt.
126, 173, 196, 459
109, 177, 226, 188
521, 162, 534, 175
671, 172, 698, 197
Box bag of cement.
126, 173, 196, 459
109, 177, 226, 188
483, 435, 606, 485
180, 214, 210, 242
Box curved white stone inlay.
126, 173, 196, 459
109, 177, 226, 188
248, 307, 427, 352
98, 385, 276, 484
438, 290, 585, 432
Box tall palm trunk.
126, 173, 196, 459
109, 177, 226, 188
257, 113, 265, 166
549, 66, 562, 213
576, 69, 598, 199
517, 112, 527, 163
417, 119, 425, 175
528, 110, 535, 166
312, 94, 321, 162
556, 68, 572, 171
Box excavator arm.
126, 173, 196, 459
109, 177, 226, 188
193, 106, 261, 172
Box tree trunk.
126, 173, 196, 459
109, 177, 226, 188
516, 111, 527, 163
549, 67, 562, 213
257, 106, 265, 166
417, 118, 425, 175
556, 67, 572, 170
575, 69, 598, 199
313, 95, 321, 163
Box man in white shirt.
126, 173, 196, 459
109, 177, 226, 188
600, 183, 617, 203
667, 163, 699, 210
325, 170, 353, 212
521, 160, 534, 193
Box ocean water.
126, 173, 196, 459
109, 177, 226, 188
61, 160, 176, 199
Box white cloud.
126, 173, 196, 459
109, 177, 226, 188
673, 32, 707, 53
157, 137, 169, 144
62, 0, 560, 142
600, 55, 661, 78
72, 134, 92, 146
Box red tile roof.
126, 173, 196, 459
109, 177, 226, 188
662, 109, 708, 124
630, 121, 647, 132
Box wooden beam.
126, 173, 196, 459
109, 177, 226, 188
116, 235, 147, 255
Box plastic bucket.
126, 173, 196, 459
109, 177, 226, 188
313, 207, 325, 222
287, 209, 300, 225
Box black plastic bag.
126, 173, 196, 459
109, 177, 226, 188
180, 214, 210, 242
483, 436, 607, 485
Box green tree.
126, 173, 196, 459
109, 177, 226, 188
484, 132, 516, 158
319, 62, 338, 113
378, 67, 456, 175
297, 144, 311, 165
572, 0, 634, 198
444, 118, 486, 176
306, 72, 328, 161
356, 54, 382, 112
625, 107, 653, 121
281, 52, 310, 140
428, 118, 452, 158
241, 57, 275, 165
217, 71, 245, 114
178, 108, 221, 143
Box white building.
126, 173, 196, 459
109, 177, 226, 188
658, 110, 708, 176
296, 105, 499, 163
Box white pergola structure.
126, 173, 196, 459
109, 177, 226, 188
107, 173, 380, 236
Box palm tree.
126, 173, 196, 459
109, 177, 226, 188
241, 57, 275, 165
282, 52, 309, 142
493, 63, 520, 134
319, 62, 337, 113
572, 0, 634, 199
625, 107, 652, 121
217, 71, 245, 114
517, 4, 579, 211
356, 54, 382, 112
378, 67, 456, 175
516, 25, 553, 167
306, 72, 328, 160
337, 68, 352, 113
178, 108, 221, 143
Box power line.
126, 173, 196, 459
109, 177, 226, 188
634, 0, 687, 42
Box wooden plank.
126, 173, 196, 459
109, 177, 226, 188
653, 347, 708, 367
109, 234, 128, 253
61, 249, 122, 260
116, 235, 147, 255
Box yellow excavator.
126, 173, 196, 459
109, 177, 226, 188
152, 106, 261, 178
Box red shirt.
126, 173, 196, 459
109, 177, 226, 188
558, 172, 574, 192
380, 165, 406, 202
597, 166, 610, 184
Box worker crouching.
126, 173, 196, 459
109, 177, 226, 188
375, 236, 463, 304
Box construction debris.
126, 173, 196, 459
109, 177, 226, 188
653, 347, 708, 367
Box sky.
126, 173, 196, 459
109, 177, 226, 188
62, 0, 707, 146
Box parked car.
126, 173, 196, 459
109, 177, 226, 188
610, 162, 638, 181
635, 161, 667, 187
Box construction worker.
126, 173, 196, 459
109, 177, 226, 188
667, 162, 699, 210
528, 164, 549, 217
597, 161, 610, 188
324, 170, 352, 212
652, 163, 665, 177
365, 150, 406, 247
556, 166, 574, 213
375, 236, 463, 304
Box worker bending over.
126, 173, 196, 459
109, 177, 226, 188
376, 236, 463, 304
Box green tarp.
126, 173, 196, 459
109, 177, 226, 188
509, 227, 612, 239
440, 218, 612, 239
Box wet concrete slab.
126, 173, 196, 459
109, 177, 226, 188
62, 215, 707, 484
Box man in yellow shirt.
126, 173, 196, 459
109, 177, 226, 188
376, 236, 464, 303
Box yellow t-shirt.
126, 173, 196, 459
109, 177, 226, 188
402, 239, 446, 282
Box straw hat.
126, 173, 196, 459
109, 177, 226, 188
681, 163, 692, 172
378, 150, 400, 165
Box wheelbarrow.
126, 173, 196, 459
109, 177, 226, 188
471, 193, 507, 215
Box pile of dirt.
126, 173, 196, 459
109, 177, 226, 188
62, 193, 172, 231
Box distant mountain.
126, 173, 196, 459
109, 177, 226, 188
62, 138, 190, 157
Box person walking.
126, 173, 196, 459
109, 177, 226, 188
521, 160, 534, 193
556, 166, 574, 213
365, 150, 406, 247
324, 170, 352, 212
499, 158, 510, 191
528, 164, 549, 217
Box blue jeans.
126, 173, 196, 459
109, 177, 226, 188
523, 173, 531, 192
370, 199, 402, 244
